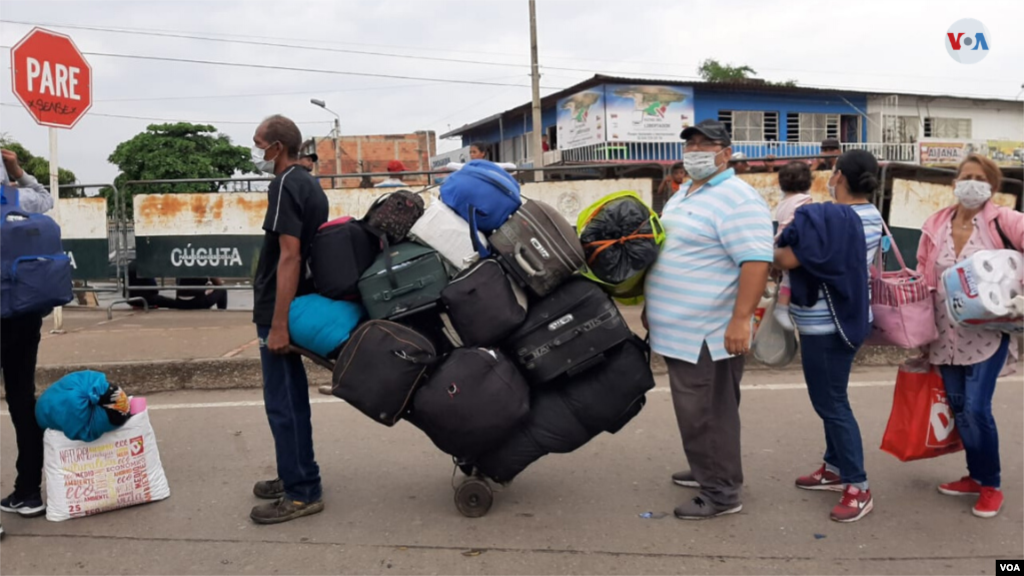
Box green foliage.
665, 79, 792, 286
0, 137, 80, 197
697, 59, 757, 82
103, 122, 254, 217
697, 59, 799, 88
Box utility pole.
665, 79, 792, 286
529, 0, 544, 182
311, 99, 343, 182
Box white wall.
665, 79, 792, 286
867, 95, 1024, 141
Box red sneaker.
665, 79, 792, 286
972, 487, 1003, 518
938, 476, 981, 497
831, 485, 873, 523
795, 464, 843, 491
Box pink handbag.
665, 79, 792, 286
866, 222, 939, 349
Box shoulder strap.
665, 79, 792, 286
874, 218, 910, 275
993, 216, 1018, 251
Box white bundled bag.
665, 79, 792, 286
43, 408, 170, 522
752, 297, 798, 367
409, 200, 488, 273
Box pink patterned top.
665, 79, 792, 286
928, 220, 1004, 367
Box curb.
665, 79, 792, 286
25, 345, 916, 397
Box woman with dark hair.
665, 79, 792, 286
916, 153, 1024, 519
774, 149, 884, 523
772, 161, 815, 329
469, 142, 489, 161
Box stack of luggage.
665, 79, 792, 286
293, 159, 660, 487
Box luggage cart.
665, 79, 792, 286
289, 344, 497, 518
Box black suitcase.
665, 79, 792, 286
504, 278, 632, 385
310, 218, 381, 300
409, 348, 530, 460
489, 198, 585, 298
332, 320, 437, 426
440, 259, 528, 348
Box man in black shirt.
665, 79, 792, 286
249, 115, 329, 525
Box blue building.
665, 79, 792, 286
440, 74, 933, 167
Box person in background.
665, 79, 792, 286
811, 138, 842, 171
772, 161, 816, 330
249, 115, 329, 524
916, 153, 1024, 519
298, 151, 318, 173
775, 149, 883, 523
469, 142, 489, 161
644, 120, 773, 520
656, 162, 687, 209
374, 160, 407, 188
541, 134, 551, 152
731, 152, 751, 175
0, 149, 54, 522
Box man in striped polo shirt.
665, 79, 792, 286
644, 119, 773, 520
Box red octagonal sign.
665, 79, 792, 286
10, 27, 93, 129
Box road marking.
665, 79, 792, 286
2, 377, 1016, 416
222, 338, 259, 358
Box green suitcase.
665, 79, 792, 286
358, 242, 449, 320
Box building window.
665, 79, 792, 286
793, 113, 839, 142
883, 115, 920, 143
717, 110, 778, 141
924, 117, 972, 139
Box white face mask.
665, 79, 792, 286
683, 149, 724, 181
953, 179, 992, 209
827, 172, 838, 200
252, 144, 278, 175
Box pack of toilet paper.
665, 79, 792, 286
942, 249, 1024, 333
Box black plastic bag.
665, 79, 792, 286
579, 197, 659, 285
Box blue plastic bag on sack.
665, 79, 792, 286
35, 371, 120, 442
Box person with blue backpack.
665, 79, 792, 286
0, 148, 64, 522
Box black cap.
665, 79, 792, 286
821, 138, 841, 150
302, 152, 319, 162
681, 119, 731, 147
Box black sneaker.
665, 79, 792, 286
0, 492, 45, 517
253, 478, 285, 500
250, 498, 324, 525
674, 496, 742, 520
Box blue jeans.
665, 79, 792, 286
257, 326, 322, 502
938, 336, 1010, 489
800, 332, 866, 485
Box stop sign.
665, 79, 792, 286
10, 27, 93, 129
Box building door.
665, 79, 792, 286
840, 115, 859, 143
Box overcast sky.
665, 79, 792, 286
1, 0, 1022, 186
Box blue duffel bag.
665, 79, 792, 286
36, 371, 121, 442
1, 185, 74, 318
289, 294, 366, 359
440, 160, 522, 257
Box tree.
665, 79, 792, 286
102, 122, 254, 217
0, 135, 80, 197
697, 59, 798, 87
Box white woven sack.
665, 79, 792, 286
43, 408, 170, 522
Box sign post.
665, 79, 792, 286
10, 27, 93, 332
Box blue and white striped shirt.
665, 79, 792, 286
645, 169, 774, 363
790, 203, 884, 335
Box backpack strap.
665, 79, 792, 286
362, 222, 398, 290
467, 205, 490, 259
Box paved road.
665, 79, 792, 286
2, 367, 1021, 575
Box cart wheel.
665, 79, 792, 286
454, 479, 493, 518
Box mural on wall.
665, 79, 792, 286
605, 84, 695, 143
556, 88, 606, 150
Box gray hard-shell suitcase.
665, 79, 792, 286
489, 198, 585, 298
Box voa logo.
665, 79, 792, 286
946, 18, 991, 64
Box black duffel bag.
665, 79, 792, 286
440, 259, 528, 348
332, 320, 436, 426
408, 348, 530, 460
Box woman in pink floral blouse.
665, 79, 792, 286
916, 153, 1024, 519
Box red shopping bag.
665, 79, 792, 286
880, 361, 964, 462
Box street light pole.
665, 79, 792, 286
311, 99, 342, 179
528, 0, 544, 182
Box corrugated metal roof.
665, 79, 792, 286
440, 74, 1023, 139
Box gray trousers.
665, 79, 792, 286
666, 343, 745, 507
